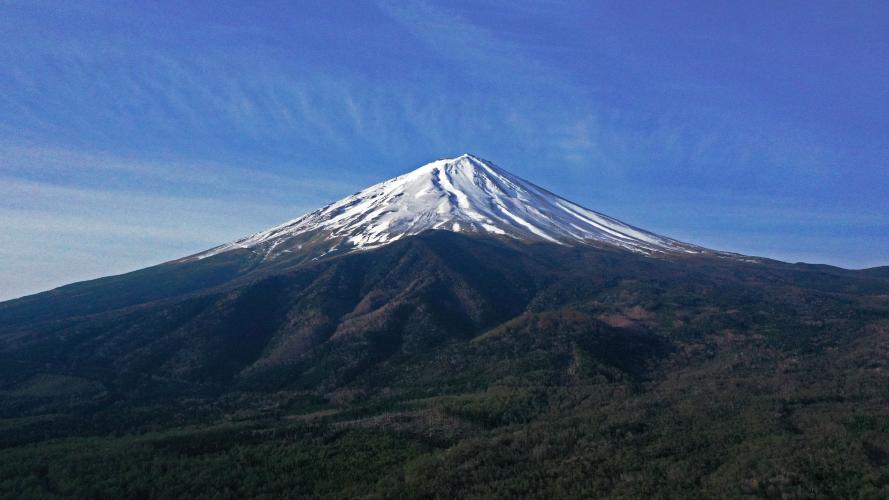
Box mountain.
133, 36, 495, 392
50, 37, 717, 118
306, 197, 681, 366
192, 154, 710, 263
0, 154, 722, 329
1, 156, 887, 499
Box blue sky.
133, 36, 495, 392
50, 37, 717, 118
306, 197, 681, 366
1, 1, 887, 300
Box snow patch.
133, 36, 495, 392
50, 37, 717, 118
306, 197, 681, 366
192, 154, 705, 260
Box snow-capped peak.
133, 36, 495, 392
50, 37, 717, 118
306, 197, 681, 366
195, 154, 703, 261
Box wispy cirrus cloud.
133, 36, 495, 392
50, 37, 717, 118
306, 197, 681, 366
0, 144, 361, 202
375, 0, 572, 88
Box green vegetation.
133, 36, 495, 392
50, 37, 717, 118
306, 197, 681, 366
1, 233, 887, 498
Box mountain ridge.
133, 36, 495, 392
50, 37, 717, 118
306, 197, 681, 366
1, 173, 888, 498
191, 154, 713, 264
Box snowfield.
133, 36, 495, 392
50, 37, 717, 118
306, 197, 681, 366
196, 154, 704, 260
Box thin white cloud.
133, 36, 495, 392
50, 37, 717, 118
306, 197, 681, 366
375, 0, 573, 89
0, 144, 361, 201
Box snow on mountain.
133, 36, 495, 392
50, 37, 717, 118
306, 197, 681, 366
194, 154, 704, 261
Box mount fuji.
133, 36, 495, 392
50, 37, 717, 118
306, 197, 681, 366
193, 154, 709, 263
0, 154, 740, 330
1, 154, 888, 499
